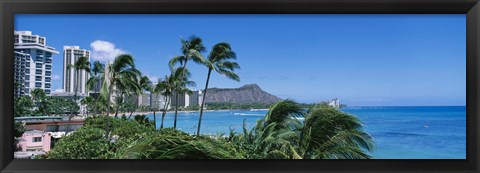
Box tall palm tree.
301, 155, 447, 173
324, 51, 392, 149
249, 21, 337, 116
86, 61, 105, 95
168, 67, 195, 129
156, 75, 175, 129
196, 42, 240, 135
80, 96, 94, 117
169, 36, 206, 128
67, 56, 90, 109
86, 61, 105, 116
64, 57, 90, 132
139, 76, 153, 127
112, 68, 142, 118
104, 54, 141, 135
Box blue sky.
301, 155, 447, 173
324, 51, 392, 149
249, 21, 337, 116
15, 14, 466, 106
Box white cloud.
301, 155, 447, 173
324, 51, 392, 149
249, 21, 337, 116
90, 40, 127, 62
52, 74, 61, 81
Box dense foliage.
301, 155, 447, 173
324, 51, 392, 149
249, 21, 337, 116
44, 99, 373, 159
14, 122, 25, 151
14, 96, 34, 117
46, 116, 155, 159
14, 92, 79, 117
46, 116, 241, 159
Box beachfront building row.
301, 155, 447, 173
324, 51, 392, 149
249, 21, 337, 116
14, 31, 59, 96
168, 90, 202, 109
125, 90, 202, 110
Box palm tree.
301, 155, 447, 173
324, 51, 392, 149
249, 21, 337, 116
298, 104, 374, 159
156, 75, 174, 129
169, 36, 206, 128
244, 100, 374, 159
80, 96, 95, 117
196, 42, 240, 135
67, 56, 90, 109
86, 61, 105, 116
86, 61, 105, 95
104, 54, 141, 135
65, 57, 89, 132
168, 67, 195, 129
139, 76, 153, 127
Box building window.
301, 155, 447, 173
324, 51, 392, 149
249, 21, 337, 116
32, 137, 42, 142
35, 82, 41, 88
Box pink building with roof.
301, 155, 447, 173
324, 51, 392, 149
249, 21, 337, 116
14, 117, 85, 157
17, 130, 52, 152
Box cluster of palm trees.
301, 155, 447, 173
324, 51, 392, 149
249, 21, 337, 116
227, 99, 375, 159
167, 36, 240, 135
76, 35, 240, 136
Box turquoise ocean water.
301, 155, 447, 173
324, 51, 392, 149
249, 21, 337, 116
145, 106, 466, 159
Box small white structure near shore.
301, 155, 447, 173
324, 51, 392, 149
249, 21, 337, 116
327, 98, 340, 108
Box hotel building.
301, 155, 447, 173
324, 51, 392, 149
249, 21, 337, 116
170, 90, 200, 108
14, 31, 59, 96
63, 46, 90, 96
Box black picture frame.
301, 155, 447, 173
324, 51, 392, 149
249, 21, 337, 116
1, 0, 479, 172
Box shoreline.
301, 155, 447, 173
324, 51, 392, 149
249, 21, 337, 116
107, 109, 269, 117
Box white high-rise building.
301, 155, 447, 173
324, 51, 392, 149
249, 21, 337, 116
14, 31, 59, 96
63, 46, 90, 95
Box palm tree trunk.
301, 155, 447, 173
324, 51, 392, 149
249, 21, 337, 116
114, 93, 122, 118
161, 96, 169, 129
153, 110, 156, 130
197, 68, 212, 136
67, 69, 78, 134
128, 110, 134, 119
173, 92, 179, 129
74, 69, 78, 104
106, 83, 113, 136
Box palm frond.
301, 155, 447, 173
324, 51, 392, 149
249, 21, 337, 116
265, 99, 304, 125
